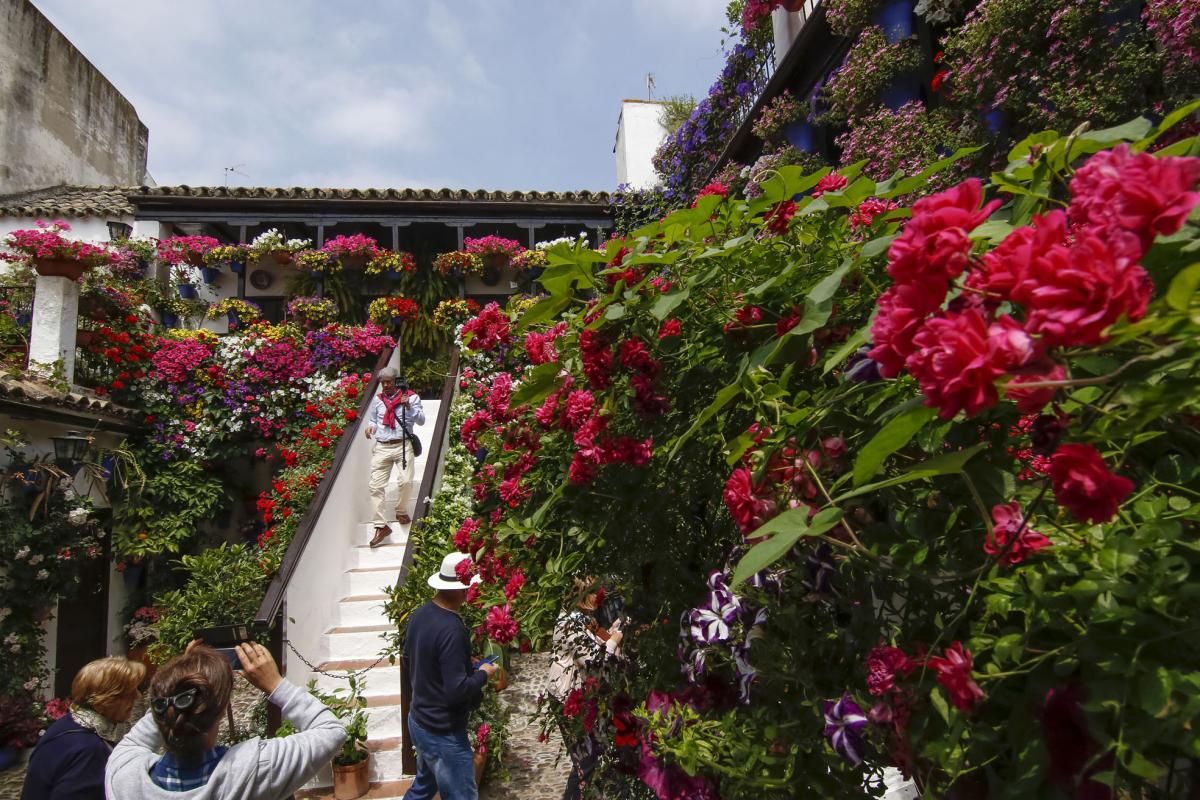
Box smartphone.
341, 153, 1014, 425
194, 624, 250, 671
475, 655, 499, 669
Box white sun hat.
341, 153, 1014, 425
427, 552, 482, 590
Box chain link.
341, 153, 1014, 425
284, 639, 394, 681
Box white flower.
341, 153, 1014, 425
36, 569, 49, 580
68, 507, 89, 525
15, 546, 29, 559
0, 607, 10, 621
23, 678, 40, 691
29, 553, 43, 565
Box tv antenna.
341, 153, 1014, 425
646, 73, 656, 100
223, 164, 249, 186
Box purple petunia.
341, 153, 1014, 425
824, 693, 869, 765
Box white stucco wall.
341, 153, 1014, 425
614, 100, 667, 190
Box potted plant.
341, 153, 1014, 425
433, 250, 480, 280
321, 234, 381, 271
367, 296, 420, 330
464, 236, 525, 285
1, 221, 114, 280
365, 250, 416, 282
205, 244, 251, 274
157, 235, 220, 268
249, 228, 311, 265
124, 606, 160, 677
310, 677, 370, 800
286, 296, 338, 328
0, 693, 43, 770
206, 298, 261, 330
294, 249, 341, 277
432, 298, 480, 331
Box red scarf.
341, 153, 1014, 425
378, 390, 412, 428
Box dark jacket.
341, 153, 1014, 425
403, 601, 486, 733
20, 715, 110, 800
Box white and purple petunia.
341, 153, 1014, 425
823, 692, 869, 766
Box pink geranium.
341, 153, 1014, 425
886, 178, 999, 289
464, 236, 525, 258
320, 234, 381, 259
928, 642, 985, 712
484, 604, 520, 644
869, 281, 945, 378
157, 235, 220, 265
2, 220, 114, 268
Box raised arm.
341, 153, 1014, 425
253, 680, 348, 799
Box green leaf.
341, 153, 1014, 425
651, 287, 690, 321
731, 506, 844, 586
1098, 536, 1140, 575
515, 294, 571, 331
509, 363, 563, 408
859, 234, 896, 260
822, 324, 870, 376
760, 165, 832, 203
668, 373, 745, 461
833, 444, 987, 502
853, 401, 938, 486
930, 687, 952, 724
1076, 117, 1153, 148
1166, 263, 1200, 312
604, 303, 626, 321
880, 147, 983, 199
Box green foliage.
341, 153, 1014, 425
152, 543, 267, 658
658, 95, 698, 135
309, 676, 369, 765
112, 459, 226, 558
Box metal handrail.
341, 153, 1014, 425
253, 345, 395, 627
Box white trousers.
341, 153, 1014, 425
369, 440, 416, 526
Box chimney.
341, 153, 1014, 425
614, 100, 667, 190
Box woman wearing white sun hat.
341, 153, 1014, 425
402, 552, 499, 800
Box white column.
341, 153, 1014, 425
27, 274, 80, 384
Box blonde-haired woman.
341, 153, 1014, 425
21, 656, 145, 800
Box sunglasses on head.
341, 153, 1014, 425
151, 687, 199, 716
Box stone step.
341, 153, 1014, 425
351, 521, 408, 548
363, 700, 405, 739
345, 566, 401, 598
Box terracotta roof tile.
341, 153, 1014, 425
0, 185, 136, 218
0, 375, 141, 424
130, 185, 613, 204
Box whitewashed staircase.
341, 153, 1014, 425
294, 397, 440, 799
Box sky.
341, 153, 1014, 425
32, 0, 730, 192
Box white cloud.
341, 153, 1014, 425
426, 2, 486, 84
631, 0, 729, 31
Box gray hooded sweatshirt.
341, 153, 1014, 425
105, 680, 346, 800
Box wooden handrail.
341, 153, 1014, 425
397, 347, 460, 774
254, 345, 395, 627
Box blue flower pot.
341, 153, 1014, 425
881, 74, 922, 111
983, 106, 1007, 135
784, 120, 816, 152
178, 284, 198, 300
227, 311, 240, 330
100, 454, 115, 482
872, 0, 914, 44
160, 312, 179, 328
229, 261, 245, 274
386, 269, 404, 282
0, 746, 19, 772
200, 266, 221, 284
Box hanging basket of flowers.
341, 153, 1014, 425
1, 221, 115, 280
157, 235, 220, 268
294, 249, 342, 277
322, 234, 381, 270
433, 250, 480, 279
510, 248, 549, 276
464, 236, 525, 278
250, 228, 311, 265
204, 244, 251, 274
365, 250, 416, 281
287, 295, 338, 328
206, 298, 261, 330
432, 298, 481, 330
367, 296, 420, 329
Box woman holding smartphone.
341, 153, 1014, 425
105, 640, 345, 798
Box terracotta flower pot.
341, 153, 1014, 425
33, 258, 89, 280
332, 758, 370, 799
782, 0, 808, 10
272, 251, 293, 266
184, 253, 206, 268
494, 667, 509, 692
126, 643, 157, 682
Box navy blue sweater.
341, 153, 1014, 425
404, 601, 486, 733
20, 715, 110, 800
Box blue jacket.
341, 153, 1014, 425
403, 601, 486, 733
21, 715, 110, 800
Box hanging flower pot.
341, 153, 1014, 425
272, 250, 293, 266
122, 561, 146, 589
178, 283, 198, 300
160, 312, 179, 329
32, 258, 90, 280
200, 266, 221, 284
880, 73, 922, 111
385, 268, 404, 282
481, 265, 502, 286
482, 252, 511, 272
982, 106, 1008, 135
229, 260, 246, 274
872, 0, 914, 44
784, 120, 816, 152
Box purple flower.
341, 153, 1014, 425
824, 693, 869, 765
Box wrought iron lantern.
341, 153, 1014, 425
50, 430, 90, 475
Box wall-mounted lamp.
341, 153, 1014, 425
107, 221, 133, 242
50, 430, 91, 475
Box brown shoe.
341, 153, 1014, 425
369, 526, 391, 548
396, 513, 412, 525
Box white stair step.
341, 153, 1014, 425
324, 625, 395, 661
348, 540, 409, 570
311, 664, 402, 697
335, 597, 392, 628
369, 744, 408, 783
345, 568, 400, 598
364, 701, 405, 739
351, 521, 409, 547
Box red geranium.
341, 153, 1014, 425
1049, 443, 1135, 523
865, 645, 917, 696
928, 642, 985, 712
812, 172, 848, 198
484, 603, 520, 644
905, 308, 1003, 419
723, 467, 778, 537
